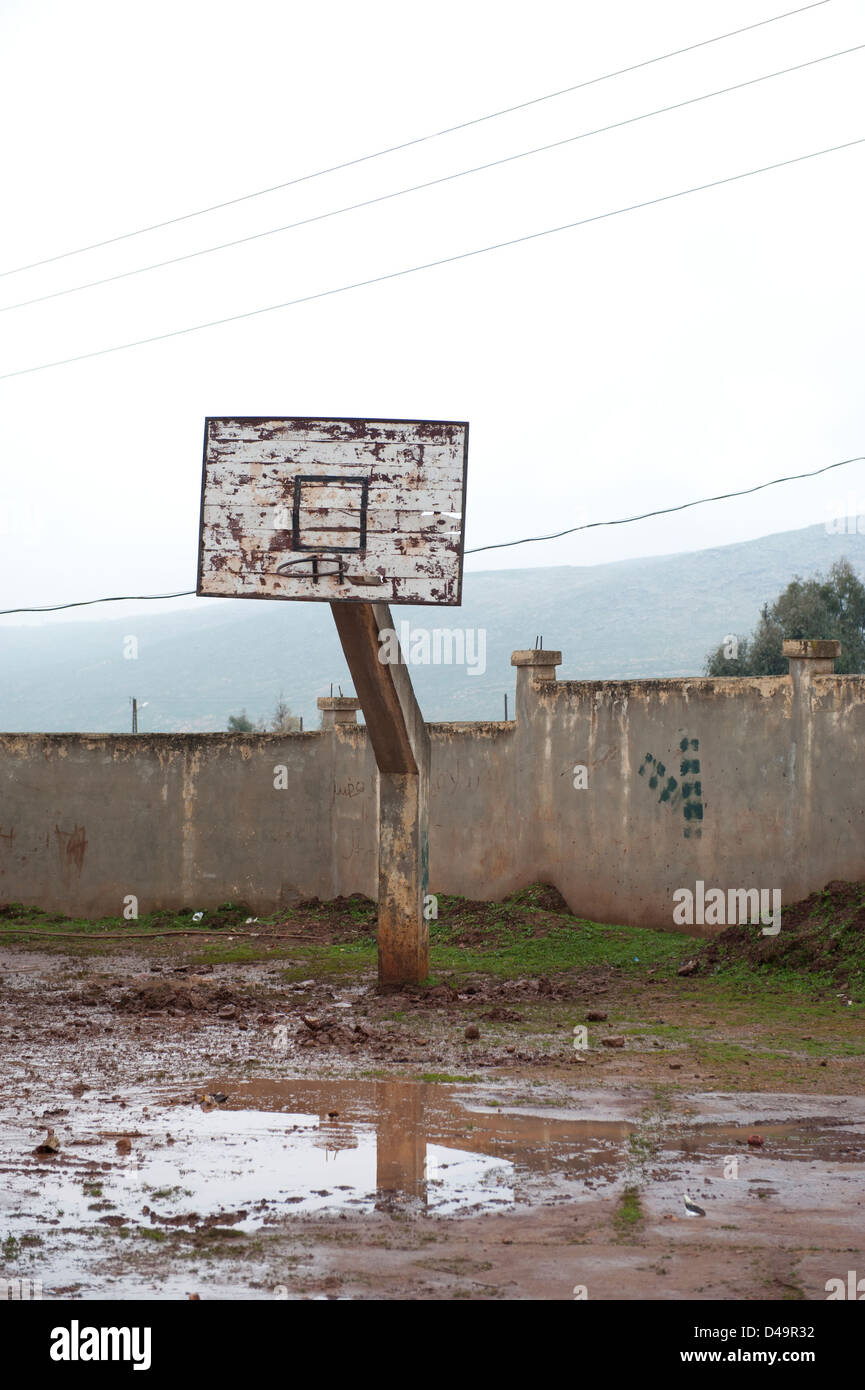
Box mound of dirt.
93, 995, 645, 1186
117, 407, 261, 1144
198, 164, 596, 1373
697, 880, 865, 991
518, 885, 572, 913
115, 978, 247, 1015
436, 883, 574, 945
287, 893, 377, 941
296, 1015, 373, 1049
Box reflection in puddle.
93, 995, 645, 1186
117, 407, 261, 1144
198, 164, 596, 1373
0, 1079, 632, 1236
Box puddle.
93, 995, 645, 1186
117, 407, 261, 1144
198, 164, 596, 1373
667, 1120, 865, 1163
0, 1080, 633, 1242
2, 1078, 865, 1297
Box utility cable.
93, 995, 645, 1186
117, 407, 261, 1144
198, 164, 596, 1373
1, 133, 861, 383
3, 39, 860, 316
2, 454, 862, 615
0, 0, 834, 280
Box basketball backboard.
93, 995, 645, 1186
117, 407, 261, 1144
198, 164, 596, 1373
197, 416, 468, 605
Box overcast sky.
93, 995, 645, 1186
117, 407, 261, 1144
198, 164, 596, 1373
0, 0, 863, 628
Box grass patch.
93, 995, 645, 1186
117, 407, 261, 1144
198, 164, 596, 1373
614, 1186, 644, 1239
413, 1072, 478, 1084
429, 918, 691, 980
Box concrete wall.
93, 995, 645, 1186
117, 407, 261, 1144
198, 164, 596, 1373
1, 641, 862, 928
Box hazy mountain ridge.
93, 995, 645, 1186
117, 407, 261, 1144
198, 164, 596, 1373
2, 522, 862, 733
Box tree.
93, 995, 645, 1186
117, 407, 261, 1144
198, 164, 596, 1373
705, 559, 865, 675
703, 634, 754, 677
266, 691, 301, 733
227, 709, 255, 732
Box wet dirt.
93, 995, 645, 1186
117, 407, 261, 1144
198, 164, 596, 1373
1, 944, 864, 1300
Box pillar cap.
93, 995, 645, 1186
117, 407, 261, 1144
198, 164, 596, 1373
510, 649, 562, 668
316, 696, 361, 710
782, 640, 841, 659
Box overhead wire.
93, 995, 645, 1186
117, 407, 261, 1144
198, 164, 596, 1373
0, 0, 835, 279
2, 40, 861, 316
2, 454, 862, 615
1, 133, 862, 383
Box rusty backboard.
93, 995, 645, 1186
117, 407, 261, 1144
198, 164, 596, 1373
197, 417, 469, 605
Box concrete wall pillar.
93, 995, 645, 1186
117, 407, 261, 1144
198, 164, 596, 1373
783, 639, 841, 894
510, 648, 561, 723
783, 639, 841, 688
317, 696, 361, 729
509, 648, 562, 894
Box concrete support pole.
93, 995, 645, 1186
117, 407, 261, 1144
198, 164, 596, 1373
330, 602, 430, 988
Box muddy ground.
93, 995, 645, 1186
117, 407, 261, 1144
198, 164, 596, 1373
1, 885, 864, 1301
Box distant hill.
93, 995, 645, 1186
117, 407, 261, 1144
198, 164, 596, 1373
1, 521, 863, 732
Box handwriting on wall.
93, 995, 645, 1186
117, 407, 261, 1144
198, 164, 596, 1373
333, 780, 365, 798
432, 772, 481, 793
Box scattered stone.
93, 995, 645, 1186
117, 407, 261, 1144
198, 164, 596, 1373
218, 1004, 237, 1019
669, 1062, 682, 1070
587, 1010, 608, 1022
677, 959, 699, 977
464, 1024, 480, 1040
601, 1036, 625, 1048
747, 1134, 764, 1148
115, 1137, 132, 1155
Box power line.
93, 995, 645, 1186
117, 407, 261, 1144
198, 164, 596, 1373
1, 134, 862, 383
4, 40, 861, 317
2, 453, 863, 616
0, 590, 197, 615
466, 454, 865, 553
0, 0, 834, 280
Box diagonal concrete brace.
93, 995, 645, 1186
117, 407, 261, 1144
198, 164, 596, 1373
330, 602, 430, 986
